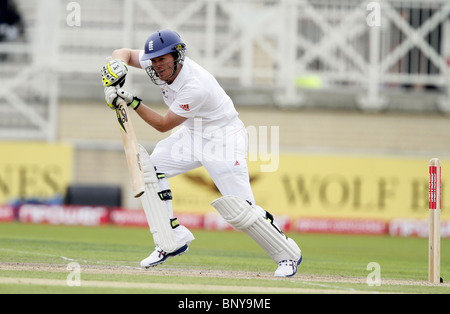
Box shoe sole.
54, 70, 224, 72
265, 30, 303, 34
143, 244, 189, 268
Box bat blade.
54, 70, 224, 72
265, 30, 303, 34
115, 100, 145, 198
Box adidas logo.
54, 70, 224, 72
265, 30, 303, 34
180, 104, 190, 111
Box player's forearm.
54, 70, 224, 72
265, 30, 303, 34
135, 104, 187, 133
135, 104, 170, 133
112, 49, 141, 68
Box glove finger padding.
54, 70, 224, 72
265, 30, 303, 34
104, 86, 119, 109
101, 59, 128, 87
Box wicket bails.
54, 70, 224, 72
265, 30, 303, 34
428, 158, 441, 284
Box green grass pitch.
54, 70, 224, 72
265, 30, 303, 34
0, 222, 449, 294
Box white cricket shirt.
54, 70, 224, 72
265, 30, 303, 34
139, 53, 244, 136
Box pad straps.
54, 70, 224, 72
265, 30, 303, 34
156, 172, 173, 201
170, 218, 180, 229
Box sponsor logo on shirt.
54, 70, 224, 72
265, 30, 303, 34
161, 87, 168, 99
180, 104, 190, 111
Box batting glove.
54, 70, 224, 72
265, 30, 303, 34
104, 86, 118, 109
117, 88, 142, 110
104, 86, 141, 110
101, 59, 128, 87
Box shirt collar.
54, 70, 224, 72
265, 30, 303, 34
166, 57, 189, 92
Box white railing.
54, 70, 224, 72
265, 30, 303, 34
276, 0, 450, 110
0, 0, 59, 141
1, 0, 450, 140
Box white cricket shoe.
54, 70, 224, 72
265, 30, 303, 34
140, 244, 189, 268
274, 255, 303, 277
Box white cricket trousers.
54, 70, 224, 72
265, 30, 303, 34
150, 125, 256, 218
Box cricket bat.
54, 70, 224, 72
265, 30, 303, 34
115, 99, 145, 198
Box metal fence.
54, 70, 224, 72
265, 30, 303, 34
1, 0, 450, 140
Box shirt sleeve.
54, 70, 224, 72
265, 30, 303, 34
169, 85, 206, 118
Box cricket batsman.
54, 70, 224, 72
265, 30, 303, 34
101, 29, 302, 277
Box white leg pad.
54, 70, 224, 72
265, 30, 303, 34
211, 195, 301, 263
139, 145, 177, 253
